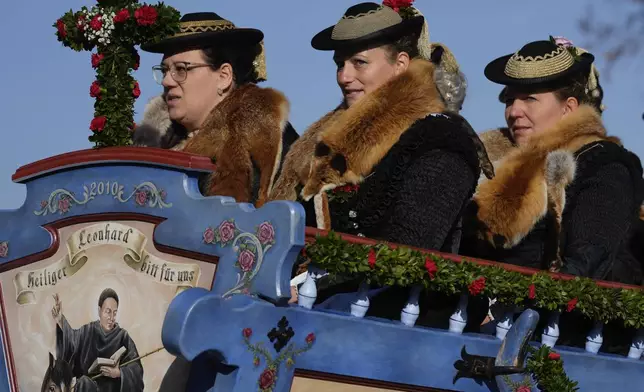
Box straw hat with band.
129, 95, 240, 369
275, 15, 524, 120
311, 2, 432, 61
141, 12, 268, 82
488, 37, 604, 112
484, 39, 594, 87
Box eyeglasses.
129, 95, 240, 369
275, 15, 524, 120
152, 62, 213, 85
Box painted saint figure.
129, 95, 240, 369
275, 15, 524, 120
51, 289, 144, 391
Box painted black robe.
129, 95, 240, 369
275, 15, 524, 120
56, 317, 144, 391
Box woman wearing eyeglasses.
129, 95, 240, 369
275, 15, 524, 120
133, 12, 299, 207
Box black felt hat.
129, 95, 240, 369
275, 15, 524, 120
484, 39, 594, 86
141, 12, 264, 54
311, 2, 424, 51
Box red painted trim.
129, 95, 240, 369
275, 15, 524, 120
12, 147, 216, 183
293, 369, 457, 391
304, 227, 643, 291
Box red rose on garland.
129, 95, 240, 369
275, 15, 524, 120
383, 0, 414, 12
368, 248, 377, 269
56, 19, 66, 38
515, 386, 531, 392
566, 298, 578, 312
114, 9, 130, 24
90, 116, 107, 132
91, 53, 104, 68
468, 277, 486, 296
133, 81, 141, 98
305, 333, 315, 345
242, 328, 252, 339
135, 5, 158, 26
425, 257, 437, 280
548, 352, 561, 360
258, 368, 276, 391
89, 81, 101, 99
528, 284, 536, 300
89, 15, 102, 31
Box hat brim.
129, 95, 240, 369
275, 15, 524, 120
141, 28, 264, 54
311, 15, 424, 51
484, 52, 595, 86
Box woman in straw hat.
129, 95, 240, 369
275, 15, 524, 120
273, 1, 493, 327
461, 36, 643, 285
460, 37, 644, 352
133, 12, 299, 207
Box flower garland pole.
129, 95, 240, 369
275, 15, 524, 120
54, 0, 180, 148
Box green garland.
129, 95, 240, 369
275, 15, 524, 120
304, 232, 644, 329
54, 0, 180, 147
523, 345, 579, 392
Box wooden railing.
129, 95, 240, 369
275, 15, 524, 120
298, 227, 644, 359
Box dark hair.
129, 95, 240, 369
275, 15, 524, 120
98, 288, 119, 308
553, 69, 604, 112
383, 32, 420, 63
201, 43, 262, 86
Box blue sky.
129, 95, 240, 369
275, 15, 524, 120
0, 0, 642, 209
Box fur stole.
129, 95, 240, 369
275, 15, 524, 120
270, 58, 492, 229
135, 84, 290, 207
477, 127, 515, 184
473, 105, 622, 270
301, 59, 448, 200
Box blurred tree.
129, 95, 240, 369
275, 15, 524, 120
578, 0, 643, 78
578, 0, 643, 119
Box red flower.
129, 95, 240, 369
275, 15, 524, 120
56, 19, 67, 38
89, 81, 101, 99
132, 50, 140, 70
515, 386, 531, 392
113, 9, 130, 23
548, 352, 561, 360
425, 257, 437, 280
89, 15, 102, 31
566, 298, 578, 312
77, 14, 86, 31
305, 333, 315, 344
135, 5, 158, 26
528, 284, 536, 299
368, 248, 376, 269
383, 0, 414, 12
242, 328, 252, 339
133, 81, 141, 98
468, 277, 486, 296
91, 52, 104, 68
258, 368, 276, 390
90, 116, 107, 132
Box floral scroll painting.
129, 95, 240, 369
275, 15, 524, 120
0, 220, 216, 392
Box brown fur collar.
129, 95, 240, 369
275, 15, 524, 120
300, 59, 447, 201
477, 127, 516, 184
473, 105, 621, 259
137, 84, 289, 207
269, 104, 346, 202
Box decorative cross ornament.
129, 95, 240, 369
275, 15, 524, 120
267, 316, 295, 353
54, 0, 180, 147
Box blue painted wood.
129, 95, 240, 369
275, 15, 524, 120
1, 152, 643, 392
495, 309, 539, 392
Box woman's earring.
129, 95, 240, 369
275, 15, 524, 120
217, 88, 223, 96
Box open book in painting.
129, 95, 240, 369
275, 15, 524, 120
87, 346, 126, 375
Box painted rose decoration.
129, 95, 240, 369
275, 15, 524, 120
257, 221, 275, 245
238, 250, 256, 272
202, 220, 277, 297
242, 319, 315, 392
